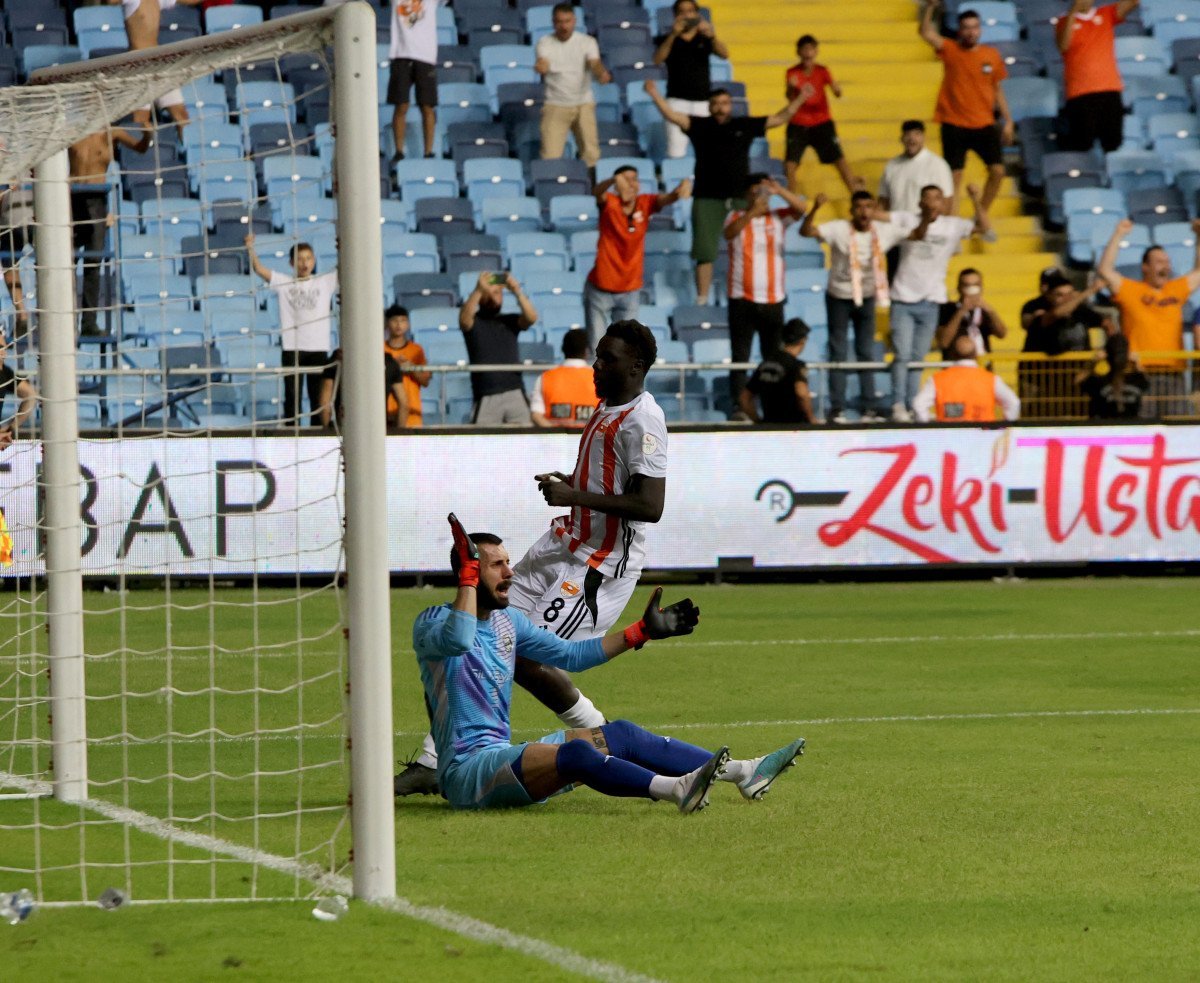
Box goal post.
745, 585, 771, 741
3, 2, 395, 903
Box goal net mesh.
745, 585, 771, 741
0, 9, 370, 904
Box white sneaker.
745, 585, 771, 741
891, 403, 912, 423
830, 412, 850, 425
676, 747, 729, 814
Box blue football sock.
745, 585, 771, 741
600, 719, 712, 776
556, 738, 655, 799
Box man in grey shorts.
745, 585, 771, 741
459, 271, 540, 426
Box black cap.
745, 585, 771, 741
1042, 272, 1071, 291
1039, 266, 1064, 287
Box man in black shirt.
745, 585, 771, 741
459, 271, 540, 425
935, 268, 1008, 360
644, 78, 806, 302
652, 0, 729, 160
1018, 272, 1110, 415
737, 318, 815, 424
0, 339, 37, 448
1080, 333, 1149, 420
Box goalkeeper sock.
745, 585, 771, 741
601, 719, 712, 776
557, 693, 605, 729
556, 739, 654, 799
415, 733, 437, 770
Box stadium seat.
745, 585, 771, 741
413, 198, 477, 237
506, 231, 571, 269
263, 154, 330, 201
436, 82, 493, 126
671, 304, 729, 348
569, 230, 599, 272
390, 272, 455, 310
1067, 211, 1120, 265
549, 195, 600, 233
538, 301, 588, 334
205, 4, 263, 33
1116, 35, 1169, 76
383, 233, 441, 276
395, 158, 459, 199
1088, 222, 1152, 268
1128, 75, 1190, 117
1106, 149, 1170, 196
442, 232, 504, 274
1061, 187, 1126, 220
594, 157, 657, 185
1128, 186, 1190, 226
462, 157, 527, 205
20, 44, 82, 77
524, 271, 587, 305
1003, 77, 1060, 123
159, 4, 201, 40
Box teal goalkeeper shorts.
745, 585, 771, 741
441, 729, 569, 810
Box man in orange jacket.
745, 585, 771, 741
913, 332, 1020, 421
529, 329, 599, 428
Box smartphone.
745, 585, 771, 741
683, 15, 701, 28
489, 273, 507, 285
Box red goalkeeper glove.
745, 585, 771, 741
448, 512, 479, 588
623, 587, 700, 650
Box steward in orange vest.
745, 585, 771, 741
914, 333, 1021, 422
531, 329, 600, 428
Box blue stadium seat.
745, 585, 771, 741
395, 158, 459, 199
538, 301, 588, 334
383, 233, 441, 276
263, 154, 330, 200
205, 4, 263, 33
506, 231, 570, 269
1116, 35, 1169, 76
414, 197, 477, 236
437, 82, 493, 126
275, 196, 338, 236
393, 272, 458, 309
1106, 148, 1171, 195
1067, 212, 1120, 265
129, 274, 194, 307
236, 80, 297, 126
593, 83, 624, 124
141, 198, 206, 241
1061, 187, 1126, 220
671, 304, 729, 347
526, 4, 588, 39
569, 230, 599, 272
1088, 222, 1152, 268
1128, 76, 1190, 117
549, 195, 600, 233
410, 307, 462, 337
524, 270, 587, 305
21, 45, 82, 77
159, 4, 202, 40
1128, 186, 1190, 226
421, 333, 470, 366
442, 233, 504, 276
463, 157, 526, 203
1004, 77, 1060, 123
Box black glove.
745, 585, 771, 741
448, 512, 479, 588
623, 587, 700, 649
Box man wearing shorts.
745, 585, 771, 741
784, 35, 860, 193
388, 0, 443, 161
920, 2, 1013, 215
121, 0, 191, 139
413, 513, 805, 813
644, 79, 805, 303
395, 320, 673, 795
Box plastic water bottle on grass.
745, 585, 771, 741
312, 895, 348, 921
0, 889, 35, 925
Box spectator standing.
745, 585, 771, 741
318, 347, 409, 430
783, 35, 860, 193
70, 128, 149, 337
652, 0, 729, 159
459, 271, 539, 425
1096, 217, 1200, 417
585, 166, 691, 349
888, 183, 988, 422
936, 267, 1008, 359
1056, 0, 1140, 153
800, 190, 916, 423
246, 234, 338, 427
722, 173, 807, 409
0, 338, 38, 448
535, 3, 611, 171
0, 181, 34, 338
530, 328, 599, 427
384, 304, 432, 428
1079, 332, 1149, 419
737, 317, 816, 424
644, 79, 805, 302
1020, 265, 1071, 333
387, 0, 444, 162
878, 120, 955, 214
913, 332, 1020, 421
119, 0, 193, 139
919, 3, 1013, 214
1018, 272, 1110, 414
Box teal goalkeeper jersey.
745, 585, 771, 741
414, 604, 608, 770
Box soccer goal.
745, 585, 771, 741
0, 3, 395, 904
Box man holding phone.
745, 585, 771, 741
459, 271, 540, 425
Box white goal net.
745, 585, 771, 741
0, 3, 394, 905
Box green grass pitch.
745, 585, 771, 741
3, 576, 1200, 981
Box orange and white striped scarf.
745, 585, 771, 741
848, 224, 890, 309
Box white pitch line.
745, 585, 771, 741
0, 772, 660, 983
670, 628, 1200, 648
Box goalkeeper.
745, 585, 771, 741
413, 514, 806, 812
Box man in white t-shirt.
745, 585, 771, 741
800, 191, 917, 423
888, 183, 990, 422
535, 2, 612, 169
246, 234, 338, 428
394, 319, 671, 797
877, 120, 954, 215
387, 0, 443, 161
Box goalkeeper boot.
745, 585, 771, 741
676, 746, 729, 815
738, 738, 805, 801
393, 760, 439, 797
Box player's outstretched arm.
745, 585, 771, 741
415, 513, 482, 660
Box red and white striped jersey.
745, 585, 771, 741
550, 390, 668, 579
725, 208, 794, 305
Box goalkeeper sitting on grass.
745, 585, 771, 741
412, 514, 806, 812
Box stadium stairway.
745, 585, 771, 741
708, 0, 1059, 354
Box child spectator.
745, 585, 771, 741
784, 35, 860, 193
383, 304, 431, 428
246, 234, 338, 428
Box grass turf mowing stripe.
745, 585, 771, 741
0, 771, 661, 983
